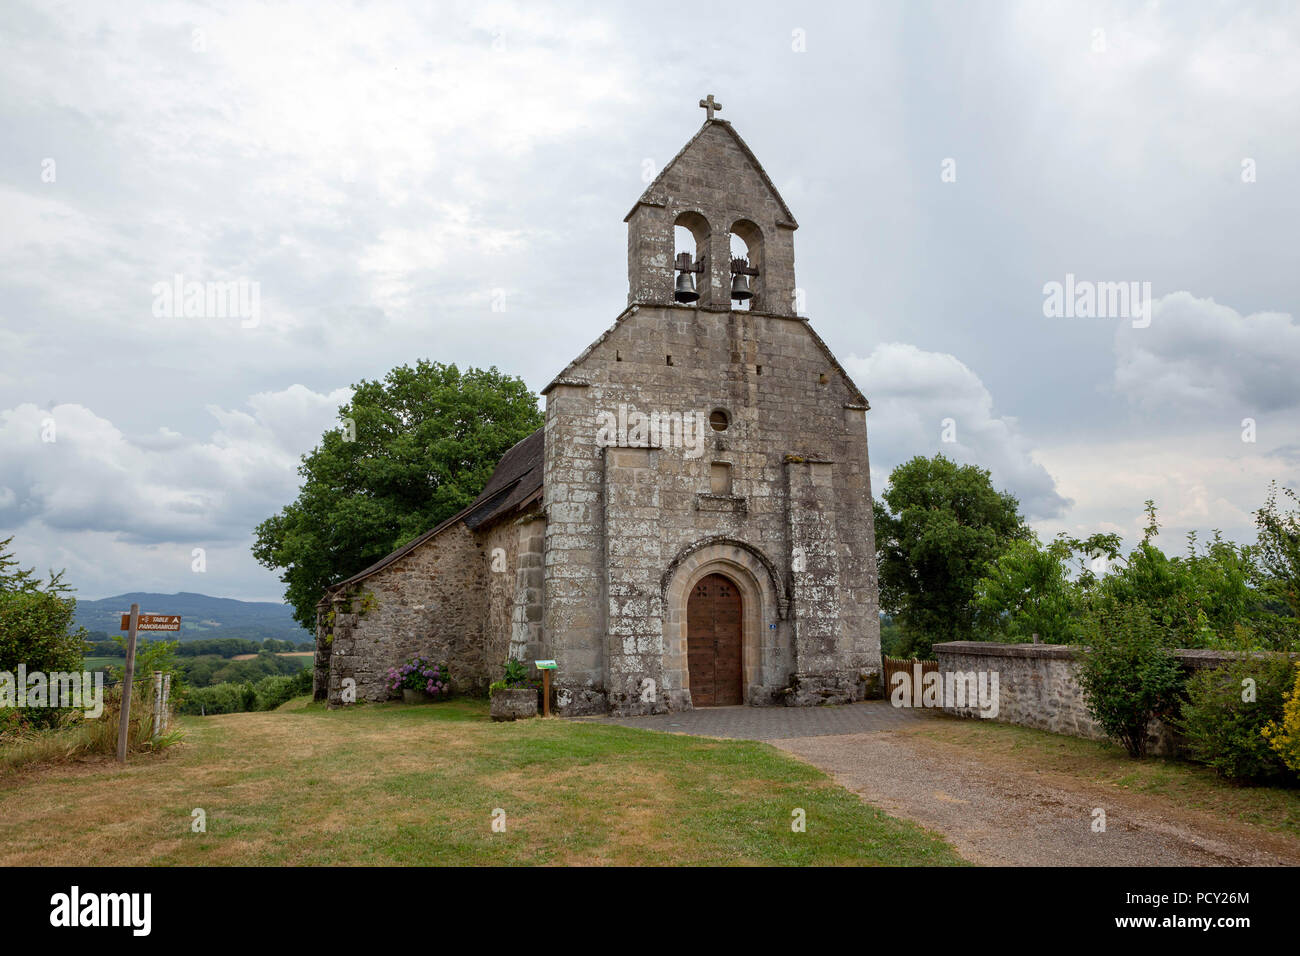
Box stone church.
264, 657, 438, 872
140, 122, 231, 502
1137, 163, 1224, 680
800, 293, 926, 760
315, 99, 882, 716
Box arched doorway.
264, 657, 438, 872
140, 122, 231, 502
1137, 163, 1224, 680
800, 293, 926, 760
686, 573, 743, 706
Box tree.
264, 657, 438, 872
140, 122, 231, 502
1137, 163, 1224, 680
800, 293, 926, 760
873, 455, 1030, 657
1256, 482, 1300, 621
974, 537, 1081, 643
0, 538, 89, 728
1093, 501, 1290, 650
253, 361, 544, 628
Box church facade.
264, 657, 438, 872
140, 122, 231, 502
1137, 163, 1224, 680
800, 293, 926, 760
314, 104, 882, 716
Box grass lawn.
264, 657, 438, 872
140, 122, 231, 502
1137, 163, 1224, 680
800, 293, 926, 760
0, 698, 966, 866
909, 717, 1300, 840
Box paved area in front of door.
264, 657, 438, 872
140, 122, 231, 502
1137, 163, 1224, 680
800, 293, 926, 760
579, 702, 1300, 866
582, 699, 930, 739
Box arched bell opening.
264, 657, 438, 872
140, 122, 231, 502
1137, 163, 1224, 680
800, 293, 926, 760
673, 211, 709, 305
729, 219, 764, 311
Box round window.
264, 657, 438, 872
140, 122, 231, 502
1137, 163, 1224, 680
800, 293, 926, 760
709, 409, 730, 432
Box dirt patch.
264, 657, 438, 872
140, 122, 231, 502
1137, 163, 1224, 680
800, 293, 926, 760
773, 729, 1300, 866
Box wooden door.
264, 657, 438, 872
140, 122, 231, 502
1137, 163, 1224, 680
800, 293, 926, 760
686, 573, 743, 706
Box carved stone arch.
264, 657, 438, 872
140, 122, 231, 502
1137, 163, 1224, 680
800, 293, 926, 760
660, 536, 788, 615
674, 209, 711, 255
660, 538, 788, 708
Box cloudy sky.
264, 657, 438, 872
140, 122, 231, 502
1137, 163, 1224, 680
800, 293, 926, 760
1, 0, 1297, 602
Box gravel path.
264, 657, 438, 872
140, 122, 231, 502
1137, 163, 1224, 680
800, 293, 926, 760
773, 730, 1300, 866
587, 702, 1300, 866
587, 700, 926, 738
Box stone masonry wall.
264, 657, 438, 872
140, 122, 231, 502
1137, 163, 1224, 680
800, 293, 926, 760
321, 522, 488, 706
479, 515, 526, 686
603, 445, 667, 715
933, 641, 1290, 757
543, 304, 881, 715
509, 515, 546, 663
786, 458, 852, 705
542, 382, 609, 715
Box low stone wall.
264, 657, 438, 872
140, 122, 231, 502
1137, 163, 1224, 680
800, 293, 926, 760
930, 641, 1278, 756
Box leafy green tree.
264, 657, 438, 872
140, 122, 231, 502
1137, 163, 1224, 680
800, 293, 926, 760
0, 538, 89, 728
0, 538, 86, 674
873, 455, 1031, 657
973, 534, 1119, 644
878, 614, 905, 657
1093, 502, 1289, 649
253, 361, 544, 628
1256, 482, 1300, 621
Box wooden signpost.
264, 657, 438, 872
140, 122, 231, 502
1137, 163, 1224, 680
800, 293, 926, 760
117, 606, 181, 762
116, 604, 139, 763
118, 613, 181, 632
535, 660, 557, 717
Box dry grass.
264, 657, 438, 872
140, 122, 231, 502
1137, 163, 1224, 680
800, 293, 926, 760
0, 685, 179, 774
0, 698, 966, 866
905, 716, 1300, 839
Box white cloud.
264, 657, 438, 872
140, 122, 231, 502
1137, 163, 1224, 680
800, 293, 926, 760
847, 343, 1071, 520
1055, 291, 1300, 552
0, 384, 351, 546
1032, 433, 1295, 552
1114, 292, 1300, 416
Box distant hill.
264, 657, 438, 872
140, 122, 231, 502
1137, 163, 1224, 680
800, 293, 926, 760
74, 592, 313, 643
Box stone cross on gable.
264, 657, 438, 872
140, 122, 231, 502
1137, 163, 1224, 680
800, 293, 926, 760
699, 94, 721, 120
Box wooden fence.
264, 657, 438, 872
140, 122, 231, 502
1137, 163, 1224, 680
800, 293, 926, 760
881, 655, 939, 690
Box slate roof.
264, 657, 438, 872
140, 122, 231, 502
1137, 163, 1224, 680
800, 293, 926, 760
322, 427, 544, 596
462, 426, 545, 530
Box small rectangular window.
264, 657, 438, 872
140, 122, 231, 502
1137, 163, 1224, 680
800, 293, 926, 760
710, 462, 732, 494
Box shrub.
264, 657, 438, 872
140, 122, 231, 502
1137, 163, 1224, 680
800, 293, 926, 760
386, 656, 451, 698
1077, 601, 1185, 757
1178, 655, 1296, 783
253, 669, 313, 711
75, 681, 181, 755
179, 681, 256, 716
1263, 662, 1300, 774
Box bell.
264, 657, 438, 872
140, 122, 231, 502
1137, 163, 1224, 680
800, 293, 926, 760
674, 271, 699, 303
730, 273, 752, 301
